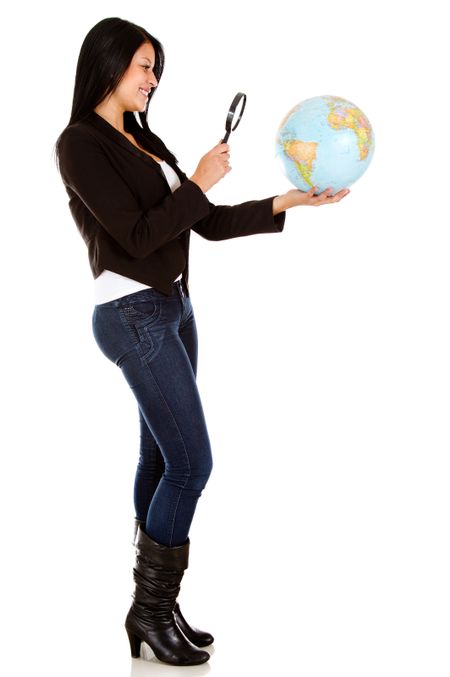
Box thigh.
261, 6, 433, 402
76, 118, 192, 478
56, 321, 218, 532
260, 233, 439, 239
137, 299, 198, 463
119, 297, 211, 471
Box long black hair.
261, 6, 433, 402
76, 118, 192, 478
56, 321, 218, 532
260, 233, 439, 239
53, 17, 179, 170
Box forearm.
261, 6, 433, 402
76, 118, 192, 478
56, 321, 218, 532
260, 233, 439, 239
272, 194, 289, 216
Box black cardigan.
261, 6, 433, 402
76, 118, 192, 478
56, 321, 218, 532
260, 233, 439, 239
57, 111, 286, 297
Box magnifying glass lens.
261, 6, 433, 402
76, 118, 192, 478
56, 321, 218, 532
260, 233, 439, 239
222, 92, 247, 143
231, 96, 246, 130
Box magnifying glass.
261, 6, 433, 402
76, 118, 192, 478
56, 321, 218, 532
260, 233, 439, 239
221, 92, 247, 143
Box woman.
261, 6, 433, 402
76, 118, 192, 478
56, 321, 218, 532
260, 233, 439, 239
54, 16, 349, 667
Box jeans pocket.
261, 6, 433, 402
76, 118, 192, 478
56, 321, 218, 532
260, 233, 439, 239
121, 300, 161, 334
122, 299, 161, 323
120, 300, 162, 363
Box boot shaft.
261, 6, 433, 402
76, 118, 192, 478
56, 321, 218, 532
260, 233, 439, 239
131, 524, 190, 622
135, 524, 190, 571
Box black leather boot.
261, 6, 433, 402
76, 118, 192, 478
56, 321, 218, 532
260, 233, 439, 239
125, 524, 210, 665
132, 518, 214, 647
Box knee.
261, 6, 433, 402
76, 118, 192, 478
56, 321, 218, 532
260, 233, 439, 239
185, 453, 213, 492
166, 451, 213, 493
195, 441, 213, 484
195, 453, 213, 489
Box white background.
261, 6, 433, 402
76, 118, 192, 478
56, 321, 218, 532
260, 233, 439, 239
1, 1, 449, 676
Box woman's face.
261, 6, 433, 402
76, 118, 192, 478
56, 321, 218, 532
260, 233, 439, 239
113, 42, 159, 113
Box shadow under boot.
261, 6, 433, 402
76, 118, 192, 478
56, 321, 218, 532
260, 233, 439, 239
133, 518, 214, 648
125, 524, 210, 666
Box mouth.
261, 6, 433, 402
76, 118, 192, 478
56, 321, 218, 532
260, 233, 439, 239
139, 88, 150, 98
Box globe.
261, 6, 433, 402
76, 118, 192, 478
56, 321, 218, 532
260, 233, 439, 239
275, 95, 375, 195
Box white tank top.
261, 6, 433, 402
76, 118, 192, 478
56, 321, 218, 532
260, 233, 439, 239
94, 160, 182, 304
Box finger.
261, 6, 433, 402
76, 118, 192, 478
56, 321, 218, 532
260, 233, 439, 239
339, 188, 350, 197
308, 186, 320, 204
322, 187, 336, 200
330, 188, 350, 202
329, 188, 350, 202
311, 187, 333, 206
313, 187, 332, 201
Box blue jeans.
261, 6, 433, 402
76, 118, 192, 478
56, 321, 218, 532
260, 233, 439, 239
91, 280, 213, 547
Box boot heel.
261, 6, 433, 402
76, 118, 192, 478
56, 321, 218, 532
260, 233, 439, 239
126, 628, 142, 658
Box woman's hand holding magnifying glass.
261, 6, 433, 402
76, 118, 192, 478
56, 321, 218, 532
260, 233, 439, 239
190, 142, 231, 193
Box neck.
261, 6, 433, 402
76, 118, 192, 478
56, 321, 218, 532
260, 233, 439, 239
93, 102, 125, 134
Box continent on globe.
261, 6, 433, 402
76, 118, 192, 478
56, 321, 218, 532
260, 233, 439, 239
327, 98, 372, 161
275, 95, 374, 195
284, 140, 317, 188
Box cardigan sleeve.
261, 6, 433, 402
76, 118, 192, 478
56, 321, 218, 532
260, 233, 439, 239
191, 196, 286, 240
57, 125, 211, 259
174, 169, 286, 240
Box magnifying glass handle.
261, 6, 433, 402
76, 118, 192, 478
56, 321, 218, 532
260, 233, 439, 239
221, 130, 230, 144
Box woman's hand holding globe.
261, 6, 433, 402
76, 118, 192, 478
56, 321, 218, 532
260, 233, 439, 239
272, 185, 350, 215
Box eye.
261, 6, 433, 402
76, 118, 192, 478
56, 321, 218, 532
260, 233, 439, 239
143, 65, 151, 71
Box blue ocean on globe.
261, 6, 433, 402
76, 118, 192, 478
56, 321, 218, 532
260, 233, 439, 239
275, 95, 375, 195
